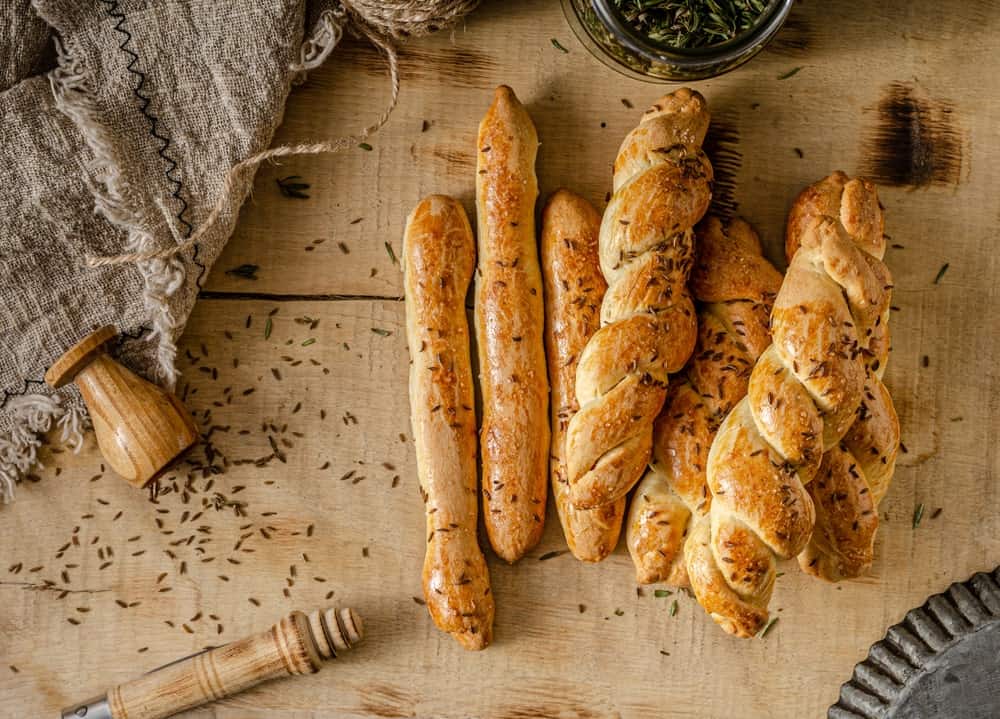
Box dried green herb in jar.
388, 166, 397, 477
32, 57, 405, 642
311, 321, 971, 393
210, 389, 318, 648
613, 0, 768, 49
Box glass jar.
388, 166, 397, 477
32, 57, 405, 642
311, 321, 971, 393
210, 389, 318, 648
562, 0, 795, 82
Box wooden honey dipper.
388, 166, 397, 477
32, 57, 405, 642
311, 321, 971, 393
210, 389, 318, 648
45, 326, 198, 489
61, 607, 364, 719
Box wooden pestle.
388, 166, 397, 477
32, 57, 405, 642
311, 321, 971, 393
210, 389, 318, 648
62, 607, 364, 719
44, 325, 198, 488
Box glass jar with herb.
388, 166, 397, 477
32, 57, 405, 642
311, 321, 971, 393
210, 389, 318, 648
562, 0, 795, 81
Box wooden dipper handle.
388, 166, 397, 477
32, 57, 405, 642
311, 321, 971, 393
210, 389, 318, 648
105, 608, 363, 719
44, 326, 198, 488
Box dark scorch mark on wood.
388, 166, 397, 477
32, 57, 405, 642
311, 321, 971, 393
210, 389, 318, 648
703, 116, 741, 220
767, 12, 812, 57
341, 37, 498, 89
860, 82, 963, 188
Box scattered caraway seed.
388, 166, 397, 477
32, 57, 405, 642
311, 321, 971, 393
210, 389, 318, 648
384, 242, 397, 264
224, 264, 259, 280
9, 665, 19, 673
358, 142, 373, 151
413, 596, 426, 605
550, 37, 569, 53
669, 600, 678, 616
264, 317, 272, 340
421, 120, 430, 132
793, 147, 804, 158
778, 66, 802, 79
934, 263, 950, 284
578, 604, 586, 613
338, 242, 350, 254
654, 589, 672, 598
621, 97, 633, 108
758, 616, 779, 638
138, 647, 148, 653
931, 508, 943, 519
913, 503, 925, 528
362, 546, 369, 557
248, 597, 260, 606
371, 327, 391, 337
276, 175, 310, 199
538, 550, 568, 561
614, 608, 624, 616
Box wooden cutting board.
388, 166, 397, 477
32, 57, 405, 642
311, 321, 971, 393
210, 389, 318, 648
4, 2, 999, 717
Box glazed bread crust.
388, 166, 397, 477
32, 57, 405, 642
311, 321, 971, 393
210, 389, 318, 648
685, 173, 895, 637
627, 217, 781, 585
566, 88, 713, 511
475, 86, 549, 563
542, 189, 624, 562
404, 195, 494, 650
786, 173, 900, 582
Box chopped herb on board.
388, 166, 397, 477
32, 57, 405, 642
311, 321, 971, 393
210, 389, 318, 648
385, 242, 397, 264
758, 616, 779, 638
913, 503, 925, 528
654, 589, 672, 598
224, 264, 259, 280
358, 143, 373, 151
276, 175, 310, 199
934, 263, 950, 284
551, 37, 570, 53
778, 66, 802, 80
371, 327, 392, 337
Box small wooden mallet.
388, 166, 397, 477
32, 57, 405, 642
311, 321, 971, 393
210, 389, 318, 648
61, 607, 363, 719
45, 325, 198, 489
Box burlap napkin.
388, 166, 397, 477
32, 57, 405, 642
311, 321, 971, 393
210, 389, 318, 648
0, 0, 325, 502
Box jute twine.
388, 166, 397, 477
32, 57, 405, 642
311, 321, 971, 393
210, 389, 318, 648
86, 0, 480, 269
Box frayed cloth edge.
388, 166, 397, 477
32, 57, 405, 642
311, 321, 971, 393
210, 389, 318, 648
49, 37, 184, 389
0, 396, 87, 504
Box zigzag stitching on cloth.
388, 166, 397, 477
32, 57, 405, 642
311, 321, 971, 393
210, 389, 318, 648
0, 324, 154, 410
97, 0, 208, 287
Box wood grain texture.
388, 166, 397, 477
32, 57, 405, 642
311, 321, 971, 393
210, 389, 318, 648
3, 1, 1000, 717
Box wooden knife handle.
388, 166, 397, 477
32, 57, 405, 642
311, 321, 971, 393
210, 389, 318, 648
106, 608, 362, 719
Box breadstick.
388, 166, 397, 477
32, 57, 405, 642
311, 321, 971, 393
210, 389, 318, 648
566, 88, 712, 510
404, 195, 493, 650
627, 217, 781, 585
475, 85, 549, 562
542, 189, 624, 562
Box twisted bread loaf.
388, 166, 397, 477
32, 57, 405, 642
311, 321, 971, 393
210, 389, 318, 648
404, 195, 494, 650
542, 189, 624, 562
627, 217, 781, 585
566, 88, 713, 510
685, 172, 894, 637
786, 174, 899, 581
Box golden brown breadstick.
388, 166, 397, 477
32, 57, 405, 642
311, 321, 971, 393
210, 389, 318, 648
475, 86, 549, 562
404, 195, 493, 650
541, 189, 624, 562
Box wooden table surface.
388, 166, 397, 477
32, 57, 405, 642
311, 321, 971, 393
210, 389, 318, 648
4, 2, 1000, 717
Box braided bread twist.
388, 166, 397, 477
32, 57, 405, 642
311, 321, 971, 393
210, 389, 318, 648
786, 174, 900, 582
566, 88, 713, 510
685, 172, 893, 637
627, 216, 781, 585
